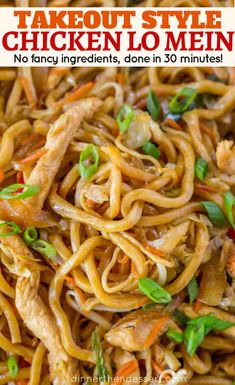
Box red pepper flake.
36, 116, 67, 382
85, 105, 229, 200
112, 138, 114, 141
228, 227, 235, 241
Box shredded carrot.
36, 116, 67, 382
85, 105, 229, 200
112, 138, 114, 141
20, 133, 38, 146
16, 381, 28, 385
86, 199, 98, 210
134, 99, 147, 110
111, 121, 119, 137
143, 316, 169, 349
116, 73, 125, 86
55, 82, 94, 107
64, 276, 86, 305
111, 360, 138, 385
0, 170, 5, 184
165, 118, 183, 131
118, 253, 129, 264
19, 148, 45, 165
194, 183, 216, 194
194, 299, 203, 312
131, 261, 139, 278
20, 76, 37, 107
200, 122, 215, 144
145, 245, 165, 257
29, 138, 46, 153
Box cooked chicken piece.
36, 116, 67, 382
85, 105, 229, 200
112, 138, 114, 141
217, 354, 235, 376
26, 97, 102, 208
16, 271, 77, 385
113, 348, 140, 385
216, 140, 235, 175
105, 309, 169, 352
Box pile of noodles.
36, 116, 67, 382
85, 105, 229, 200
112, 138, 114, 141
0, 1, 234, 385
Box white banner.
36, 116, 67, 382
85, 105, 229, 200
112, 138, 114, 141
0, 7, 235, 67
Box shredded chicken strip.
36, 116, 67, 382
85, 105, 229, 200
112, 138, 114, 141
27, 97, 102, 208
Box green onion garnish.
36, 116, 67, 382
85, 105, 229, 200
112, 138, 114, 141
166, 329, 183, 343
92, 327, 109, 381
184, 314, 234, 356
224, 191, 235, 228
31, 239, 57, 260
0, 184, 40, 200
142, 141, 160, 159
169, 87, 197, 114
201, 201, 227, 228
195, 158, 208, 182
173, 310, 189, 327
187, 277, 198, 304
116, 104, 134, 133
138, 277, 172, 304
23, 227, 38, 245
0, 221, 21, 237
79, 144, 99, 180
146, 90, 161, 121
7, 355, 18, 379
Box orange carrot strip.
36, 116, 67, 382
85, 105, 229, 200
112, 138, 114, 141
64, 276, 86, 305
29, 138, 46, 153
165, 118, 183, 131
145, 245, 165, 257
134, 99, 147, 110
116, 73, 125, 86
143, 316, 169, 349
111, 360, 138, 385
0, 170, 5, 184
86, 199, 98, 210
21, 133, 38, 146
194, 183, 216, 193
55, 82, 94, 107
131, 261, 139, 278
16, 381, 28, 385
20, 76, 36, 107
194, 299, 202, 312
19, 148, 45, 165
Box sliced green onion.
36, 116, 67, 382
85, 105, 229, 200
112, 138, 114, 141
0, 184, 40, 200
31, 239, 57, 259
169, 87, 197, 114
224, 191, 235, 228
187, 277, 198, 304
23, 227, 38, 245
146, 90, 161, 121
173, 310, 189, 327
79, 144, 99, 180
142, 141, 160, 159
184, 314, 234, 356
92, 327, 109, 381
195, 158, 208, 182
166, 329, 183, 343
138, 277, 172, 304
7, 355, 18, 379
201, 201, 227, 228
116, 104, 134, 133
0, 221, 21, 237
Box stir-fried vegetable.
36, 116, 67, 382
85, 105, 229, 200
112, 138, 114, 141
0, 184, 40, 200
92, 327, 109, 381
138, 277, 172, 304
195, 158, 208, 182
31, 239, 57, 260
116, 104, 134, 133
187, 277, 198, 304
201, 201, 227, 227
142, 141, 160, 159
23, 227, 38, 245
79, 144, 99, 180
0, 221, 21, 237
166, 329, 183, 343
173, 310, 189, 326
7, 355, 18, 378
169, 87, 197, 114
224, 191, 235, 228
146, 90, 161, 121
124, 110, 151, 149
184, 314, 234, 356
